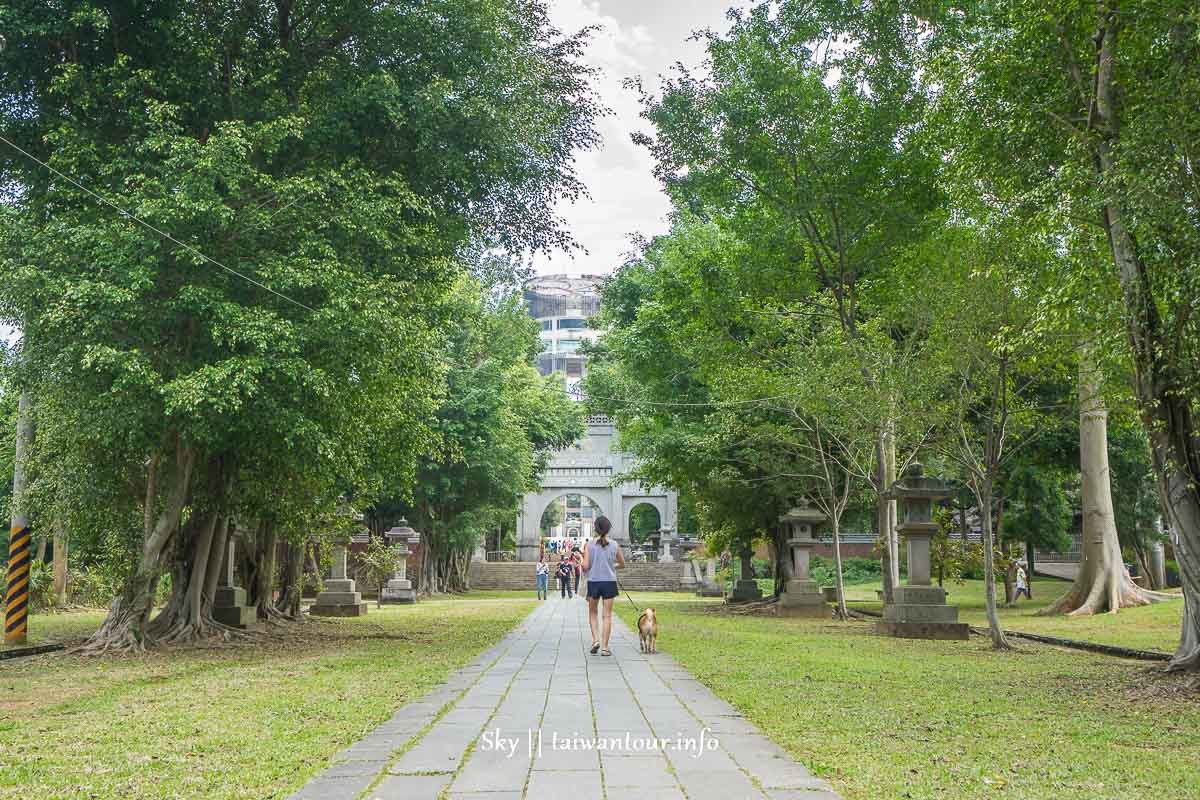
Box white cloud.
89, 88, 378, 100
535, 0, 735, 278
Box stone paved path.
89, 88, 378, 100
287, 596, 841, 800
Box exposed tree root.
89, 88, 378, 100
1039, 572, 1174, 617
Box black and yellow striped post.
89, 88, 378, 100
5, 524, 31, 643
6, 390, 34, 645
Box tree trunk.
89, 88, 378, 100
830, 514, 849, 621
80, 444, 195, 653
978, 478, 1009, 649
1089, 7, 1199, 669
876, 431, 895, 604
1025, 540, 1036, 598
52, 525, 68, 604
885, 427, 900, 588
250, 521, 280, 620
275, 540, 304, 618
1041, 347, 1166, 615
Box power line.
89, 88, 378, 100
0, 134, 316, 313
556, 384, 804, 409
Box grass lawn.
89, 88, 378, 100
0, 608, 110, 652
0, 596, 536, 800
615, 597, 1200, 800
842, 578, 1185, 653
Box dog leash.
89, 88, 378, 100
624, 591, 641, 613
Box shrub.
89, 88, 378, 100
28, 560, 56, 610
810, 555, 881, 586
751, 557, 773, 578
69, 567, 121, 608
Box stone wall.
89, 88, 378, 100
468, 561, 690, 592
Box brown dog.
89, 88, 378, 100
637, 607, 658, 654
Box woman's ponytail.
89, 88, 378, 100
595, 515, 612, 546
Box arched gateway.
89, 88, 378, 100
514, 275, 678, 561
516, 415, 677, 561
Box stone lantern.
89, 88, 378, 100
310, 500, 369, 617
658, 526, 677, 563
778, 500, 831, 617
877, 463, 967, 640
381, 519, 420, 604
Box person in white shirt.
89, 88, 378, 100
1013, 563, 1031, 603
535, 555, 549, 600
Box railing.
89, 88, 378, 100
630, 547, 659, 563
486, 550, 517, 562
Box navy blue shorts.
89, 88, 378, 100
587, 580, 618, 599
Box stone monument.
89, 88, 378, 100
212, 534, 258, 629
696, 557, 723, 597
876, 463, 967, 640
309, 543, 368, 617
658, 527, 677, 563
729, 550, 763, 602
381, 520, 419, 604
778, 501, 831, 617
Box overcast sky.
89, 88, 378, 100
535, 0, 741, 278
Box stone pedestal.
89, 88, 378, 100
696, 557, 723, 597
875, 586, 968, 640
680, 559, 699, 588
212, 536, 259, 629
381, 524, 420, 604
778, 503, 831, 618
729, 552, 763, 602
310, 545, 368, 617
877, 464, 965, 640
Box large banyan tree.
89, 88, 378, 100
0, 0, 600, 651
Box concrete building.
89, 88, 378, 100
515, 275, 678, 561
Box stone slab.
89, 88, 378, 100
368, 773, 452, 800
211, 603, 258, 628
729, 580, 763, 602
882, 603, 960, 624
322, 578, 357, 593
213, 585, 247, 606
312, 591, 363, 605
875, 620, 969, 641
309, 602, 369, 617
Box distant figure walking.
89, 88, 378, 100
571, 547, 582, 598
557, 554, 573, 598
535, 555, 549, 600
581, 516, 624, 656
1013, 563, 1031, 603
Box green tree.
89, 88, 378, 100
919, 0, 1200, 669
631, 2, 944, 601
0, 0, 599, 649
379, 278, 584, 593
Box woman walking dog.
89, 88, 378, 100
581, 516, 624, 656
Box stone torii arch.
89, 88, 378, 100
516, 416, 677, 561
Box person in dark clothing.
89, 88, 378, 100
557, 555, 573, 598
571, 547, 582, 597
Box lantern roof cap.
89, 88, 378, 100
386, 518, 420, 542
780, 498, 828, 524
890, 462, 956, 500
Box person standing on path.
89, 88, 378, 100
557, 554, 573, 598
535, 555, 549, 600
581, 516, 624, 656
